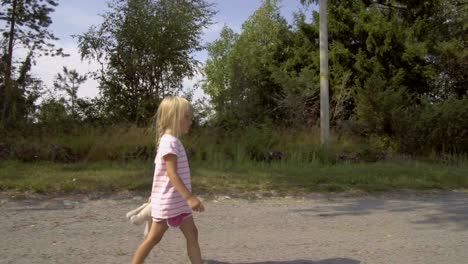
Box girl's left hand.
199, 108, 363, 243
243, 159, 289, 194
187, 196, 205, 212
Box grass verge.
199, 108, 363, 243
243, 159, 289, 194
1, 160, 467, 195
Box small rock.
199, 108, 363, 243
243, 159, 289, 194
63, 200, 79, 208
217, 196, 231, 201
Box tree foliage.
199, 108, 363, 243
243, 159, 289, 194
0, 0, 65, 129
77, 0, 215, 124
53, 67, 87, 119
202, 0, 467, 153
202, 0, 293, 127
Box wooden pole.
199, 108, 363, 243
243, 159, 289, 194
319, 0, 330, 150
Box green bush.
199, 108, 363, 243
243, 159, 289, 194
354, 73, 467, 154
394, 97, 468, 154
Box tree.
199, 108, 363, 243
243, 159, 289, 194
75, 97, 104, 124
201, 26, 238, 125
424, 0, 468, 99
202, 0, 293, 127
16, 51, 44, 124
299, 0, 467, 103
294, 2, 438, 120
77, 0, 215, 124
294, 0, 467, 153
232, 0, 292, 124
53, 67, 87, 119
36, 97, 72, 132
268, 12, 321, 127
0, 0, 65, 128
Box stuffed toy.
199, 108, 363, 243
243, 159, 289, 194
126, 202, 152, 238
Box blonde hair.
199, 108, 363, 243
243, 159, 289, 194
154, 96, 192, 145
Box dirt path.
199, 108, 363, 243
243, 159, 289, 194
1, 191, 467, 264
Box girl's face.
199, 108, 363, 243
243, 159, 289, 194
180, 111, 193, 134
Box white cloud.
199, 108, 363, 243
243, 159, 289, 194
183, 72, 207, 101
54, 6, 103, 32
32, 40, 100, 98
32, 40, 210, 101
30, 1, 218, 101
202, 22, 240, 42
27, 1, 107, 99
203, 22, 224, 34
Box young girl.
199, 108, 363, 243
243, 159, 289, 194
132, 96, 205, 264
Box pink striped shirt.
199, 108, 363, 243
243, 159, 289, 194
151, 134, 192, 219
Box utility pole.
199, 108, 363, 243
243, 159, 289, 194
319, 0, 330, 150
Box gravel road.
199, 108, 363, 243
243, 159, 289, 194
1, 191, 467, 264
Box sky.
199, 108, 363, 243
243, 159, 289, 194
31, 0, 314, 100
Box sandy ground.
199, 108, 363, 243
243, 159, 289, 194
1, 190, 467, 264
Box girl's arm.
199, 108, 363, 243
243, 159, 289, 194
164, 154, 204, 212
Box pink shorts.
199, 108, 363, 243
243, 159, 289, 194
153, 213, 192, 228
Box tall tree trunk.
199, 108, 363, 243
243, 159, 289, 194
2, 0, 18, 124
71, 80, 76, 120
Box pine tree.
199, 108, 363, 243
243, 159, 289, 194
0, 0, 65, 128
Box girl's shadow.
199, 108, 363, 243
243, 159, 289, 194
205, 258, 360, 264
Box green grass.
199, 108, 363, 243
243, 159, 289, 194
191, 160, 468, 194
1, 160, 467, 195
0, 161, 152, 193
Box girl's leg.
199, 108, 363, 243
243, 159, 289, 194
132, 220, 168, 264
179, 216, 203, 264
